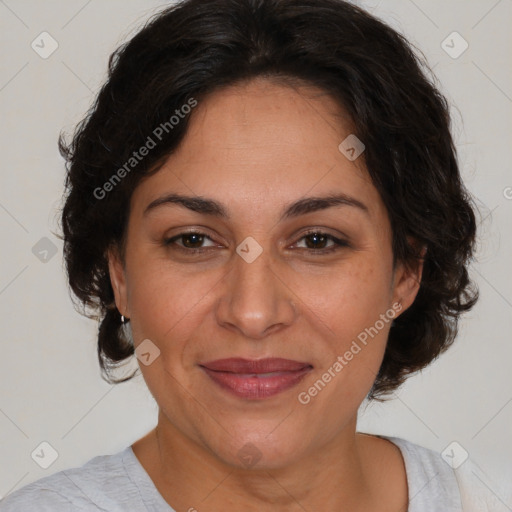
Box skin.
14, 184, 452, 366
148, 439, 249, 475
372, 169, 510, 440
108, 77, 423, 512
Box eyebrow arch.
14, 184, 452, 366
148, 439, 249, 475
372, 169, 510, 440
143, 192, 369, 220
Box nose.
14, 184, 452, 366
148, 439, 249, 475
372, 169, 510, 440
215, 242, 297, 340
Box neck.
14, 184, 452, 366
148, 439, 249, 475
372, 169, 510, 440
135, 410, 387, 512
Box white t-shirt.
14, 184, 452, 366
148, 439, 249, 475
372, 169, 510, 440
0, 435, 508, 511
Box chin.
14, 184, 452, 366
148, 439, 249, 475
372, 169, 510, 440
210, 424, 310, 471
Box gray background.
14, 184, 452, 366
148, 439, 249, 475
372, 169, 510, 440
1, 0, 511, 504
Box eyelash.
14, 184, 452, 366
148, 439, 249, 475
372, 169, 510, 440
163, 230, 349, 255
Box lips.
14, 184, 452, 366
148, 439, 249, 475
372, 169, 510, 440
200, 358, 313, 399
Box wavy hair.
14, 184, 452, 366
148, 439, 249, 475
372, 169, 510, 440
59, 0, 478, 400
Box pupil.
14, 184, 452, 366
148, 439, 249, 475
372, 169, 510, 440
306, 233, 326, 249
184, 234, 203, 248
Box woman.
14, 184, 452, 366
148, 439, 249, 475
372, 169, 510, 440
0, 0, 502, 510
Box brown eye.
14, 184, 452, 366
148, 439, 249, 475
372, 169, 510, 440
303, 233, 329, 249
181, 233, 205, 248
294, 231, 349, 254
163, 232, 216, 252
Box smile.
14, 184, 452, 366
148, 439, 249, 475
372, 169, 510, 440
199, 358, 313, 399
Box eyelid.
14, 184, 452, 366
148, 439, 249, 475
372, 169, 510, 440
163, 230, 219, 249
292, 227, 349, 241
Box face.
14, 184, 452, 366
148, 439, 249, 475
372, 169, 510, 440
109, 77, 422, 469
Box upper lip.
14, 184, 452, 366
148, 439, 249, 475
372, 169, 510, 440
200, 358, 312, 373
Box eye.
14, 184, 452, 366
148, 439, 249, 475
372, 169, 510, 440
163, 231, 217, 253
293, 231, 349, 254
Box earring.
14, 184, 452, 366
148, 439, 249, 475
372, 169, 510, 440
121, 314, 126, 324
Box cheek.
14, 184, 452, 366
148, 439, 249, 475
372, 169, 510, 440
293, 257, 393, 398
125, 254, 222, 356
298, 256, 392, 341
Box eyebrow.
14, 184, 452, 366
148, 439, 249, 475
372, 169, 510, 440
143, 192, 369, 221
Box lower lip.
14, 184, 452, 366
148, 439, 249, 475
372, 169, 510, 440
201, 366, 312, 399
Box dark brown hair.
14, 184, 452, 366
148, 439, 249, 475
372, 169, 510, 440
59, 0, 478, 400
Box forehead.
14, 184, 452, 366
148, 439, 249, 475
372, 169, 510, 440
131, 78, 385, 224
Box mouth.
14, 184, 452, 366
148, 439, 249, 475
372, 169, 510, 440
199, 358, 313, 400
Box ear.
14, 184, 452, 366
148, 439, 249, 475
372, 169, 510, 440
391, 240, 427, 316
107, 245, 129, 318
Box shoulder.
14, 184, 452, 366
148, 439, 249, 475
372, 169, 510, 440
372, 435, 461, 511
0, 486, 74, 511
0, 447, 134, 511
380, 435, 511, 512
